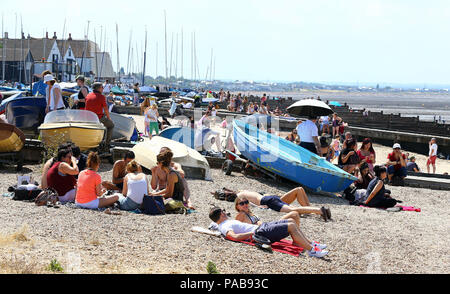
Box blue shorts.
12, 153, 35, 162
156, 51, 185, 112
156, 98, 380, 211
260, 196, 287, 212
387, 166, 407, 178
255, 220, 290, 243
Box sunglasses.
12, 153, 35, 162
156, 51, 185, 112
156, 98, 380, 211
238, 200, 249, 206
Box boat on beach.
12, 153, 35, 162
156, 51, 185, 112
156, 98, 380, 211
159, 126, 216, 150
110, 112, 137, 142
132, 136, 212, 180
4, 96, 47, 136
0, 122, 26, 153
38, 109, 106, 151
232, 119, 357, 193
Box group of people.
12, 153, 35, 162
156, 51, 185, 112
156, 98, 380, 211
209, 187, 332, 258
41, 142, 194, 212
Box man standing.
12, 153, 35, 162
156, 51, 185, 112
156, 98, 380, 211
386, 143, 407, 183
85, 82, 115, 149
427, 138, 438, 174
103, 80, 112, 95
296, 116, 321, 155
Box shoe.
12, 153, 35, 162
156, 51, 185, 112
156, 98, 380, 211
320, 207, 329, 222
307, 248, 329, 258
312, 242, 327, 250
325, 208, 332, 220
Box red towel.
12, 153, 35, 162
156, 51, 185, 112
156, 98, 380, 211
359, 205, 421, 212
226, 237, 304, 257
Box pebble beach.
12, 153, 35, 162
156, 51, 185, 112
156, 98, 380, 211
0, 113, 449, 274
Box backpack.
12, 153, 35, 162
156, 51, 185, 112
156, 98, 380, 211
164, 200, 187, 215
10, 185, 43, 201
34, 188, 59, 207
211, 188, 237, 202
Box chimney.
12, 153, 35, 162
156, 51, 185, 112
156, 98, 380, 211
68, 33, 72, 41
46, 32, 49, 39
4, 32, 8, 39
53, 32, 57, 39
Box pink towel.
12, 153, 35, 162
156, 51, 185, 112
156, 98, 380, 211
359, 205, 421, 212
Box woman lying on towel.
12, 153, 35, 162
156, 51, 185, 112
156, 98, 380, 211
209, 206, 329, 258
234, 194, 301, 226
236, 187, 331, 222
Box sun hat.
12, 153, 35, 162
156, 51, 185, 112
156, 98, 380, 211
43, 74, 55, 83
393, 143, 402, 149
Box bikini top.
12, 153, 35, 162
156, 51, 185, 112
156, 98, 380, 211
245, 212, 260, 225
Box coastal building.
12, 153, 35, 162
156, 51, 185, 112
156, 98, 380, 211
0, 32, 115, 83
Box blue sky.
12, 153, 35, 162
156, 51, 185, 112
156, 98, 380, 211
2, 0, 450, 86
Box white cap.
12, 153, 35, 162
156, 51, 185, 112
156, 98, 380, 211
43, 74, 55, 83
393, 143, 401, 149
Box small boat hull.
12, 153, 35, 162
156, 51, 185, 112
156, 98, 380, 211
110, 113, 136, 141
233, 119, 356, 193
39, 124, 105, 151
0, 122, 26, 153
5, 96, 47, 135
159, 126, 215, 150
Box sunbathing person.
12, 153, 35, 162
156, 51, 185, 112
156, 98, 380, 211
117, 160, 149, 211
46, 148, 79, 204
234, 194, 302, 227
102, 151, 136, 191
236, 187, 331, 221
209, 206, 329, 258
75, 152, 119, 210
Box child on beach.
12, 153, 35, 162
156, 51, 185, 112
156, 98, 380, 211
331, 135, 341, 160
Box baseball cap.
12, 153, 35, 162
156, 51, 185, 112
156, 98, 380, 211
43, 74, 55, 83
393, 143, 401, 149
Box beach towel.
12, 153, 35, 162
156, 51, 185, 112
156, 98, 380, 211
226, 236, 304, 257
359, 205, 421, 212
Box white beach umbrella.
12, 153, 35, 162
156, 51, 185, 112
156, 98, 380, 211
287, 99, 334, 117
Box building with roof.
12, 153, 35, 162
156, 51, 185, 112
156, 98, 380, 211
0, 32, 115, 83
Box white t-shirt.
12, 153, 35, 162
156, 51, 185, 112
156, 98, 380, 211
430, 143, 438, 157
46, 83, 65, 111
103, 84, 112, 94
145, 108, 158, 123
321, 116, 330, 124
296, 120, 319, 143
218, 219, 258, 237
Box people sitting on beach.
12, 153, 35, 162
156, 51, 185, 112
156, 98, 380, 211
117, 160, 149, 211
357, 138, 376, 172
46, 148, 79, 204
41, 142, 81, 188
147, 149, 186, 203
427, 138, 438, 174
151, 147, 194, 209
319, 136, 334, 162
247, 102, 255, 115
364, 166, 398, 208
407, 156, 420, 173
338, 138, 361, 175
236, 188, 331, 221
209, 207, 329, 258
75, 152, 119, 210
103, 151, 136, 191
355, 162, 374, 190
386, 143, 407, 183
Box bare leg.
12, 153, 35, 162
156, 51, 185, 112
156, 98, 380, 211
286, 222, 313, 251
280, 212, 300, 227
280, 187, 311, 206
433, 164, 436, 174
280, 204, 322, 216
98, 195, 119, 208
237, 191, 263, 206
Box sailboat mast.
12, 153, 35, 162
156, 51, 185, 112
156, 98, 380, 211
19, 15, 23, 84
142, 27, 147, 86
1, 13, 5, 82
209, 48, 213, 82
169, 33, 173, 78
115, 23, 120, 83
181, 27, 183, 79
164, 10, 168, 80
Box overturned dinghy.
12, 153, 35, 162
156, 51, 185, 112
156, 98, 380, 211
132, 136, 212, 180
110, 112, 136, 141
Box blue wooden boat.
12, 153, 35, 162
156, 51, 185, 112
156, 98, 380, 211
159, 126, 215, 150
233, 119, 357, 193
4, 96, 47, 136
